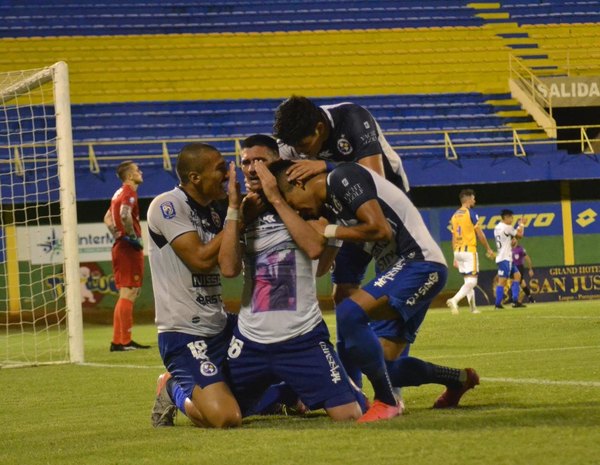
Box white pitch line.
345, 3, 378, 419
525, 316, 600, 320
482, 376, 600, 388
80, 362, 162, 369
424, 345, 600, 360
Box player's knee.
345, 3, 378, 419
327, 402, 362, 422
208, 409, 242, 429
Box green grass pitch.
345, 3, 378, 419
1, 300, 599, 465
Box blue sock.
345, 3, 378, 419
385, 357, 463, 390
495, 285, 504, 306
167, 378, 188, 415
248, 382, 299, 416
511, 281, 520, 302
336, 298, 396, 406
336, 309, 363, 388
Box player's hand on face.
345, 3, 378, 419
241, 191, 265, 223
307, 217, 328, 235
227, 161, 241, 208
286, 160, 327, 183
254, 160, 282, 203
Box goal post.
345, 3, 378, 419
0, 62, 83, 367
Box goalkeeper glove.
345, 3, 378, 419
123, 235, 143, 251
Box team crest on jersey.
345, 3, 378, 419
160, 201, 176, 219
211, 211, 222, 228
200, 361, 218, 377
337, 137, 353, 155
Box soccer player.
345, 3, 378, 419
103, 160, 150, 352
273, 95, 410, 391
511, 238, 535, 304
218, 134, 362, 421
446, 189, 495, 315
147, 143, 241, 428
257, 159, 459, 422
494, 209, 525, 309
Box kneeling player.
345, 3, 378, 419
218, 136, 362, 421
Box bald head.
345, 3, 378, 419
176, 143, 220, 184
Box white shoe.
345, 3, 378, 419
446, 299, 459, 315
471, 308, 481, 314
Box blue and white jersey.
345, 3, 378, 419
494, 222, 519, 263
238, 210, 323, 344
279, 102, 410, 192
324, 164, 446, 271
147, 187, 227, 337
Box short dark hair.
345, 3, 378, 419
267, 159, 296, 194
116, 160, 135, 182
273, 95, 323, 146
241, 134, 279, 157
176, 142, 219, 184
459, 188, 475, 202
501, 209, 514, 218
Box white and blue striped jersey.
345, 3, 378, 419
324, 164, 446, 271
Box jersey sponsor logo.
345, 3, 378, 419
192, 273, 221, 287
319, 342, 342, 384
160, 201, 176, 219
343, 183, 364, 204
195, 293, 222, 306
406, 272, 440, 306
373, 257, 408, 288
129, 196, 135, 204
200, 361, 218, 377
363, 121, 370, 129
337, 137, 353, 155
360, 130, 378, 145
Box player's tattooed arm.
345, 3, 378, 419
119, 204, 136, 237
103, 208, 117, 238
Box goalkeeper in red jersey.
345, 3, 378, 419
104, 160, 150, 352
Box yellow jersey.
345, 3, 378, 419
450, 207, 479, 253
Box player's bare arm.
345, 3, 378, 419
476, 226, 495, 258
525, 255, 535, 277
357, 153, 385, 177
218, 161, 244, 278
119, 204, 136, 237
103, 208, 117, 237
171, 230, 224, 273
256, 160, 327, 259
315, 199, 393, 244
286, 159, 327, 183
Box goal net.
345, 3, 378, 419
0, 62, 83, 367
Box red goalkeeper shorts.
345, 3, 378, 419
111, 239, 144, 289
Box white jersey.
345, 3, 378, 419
147, 187, 227, 337
494, 222, 519, 263
238, 210, 322, 344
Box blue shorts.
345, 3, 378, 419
362, 260, 448, 344
227, 321, 357, 416
158, 325, 232, 399
331, 242, 372, 285
497, 260, 518, 278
